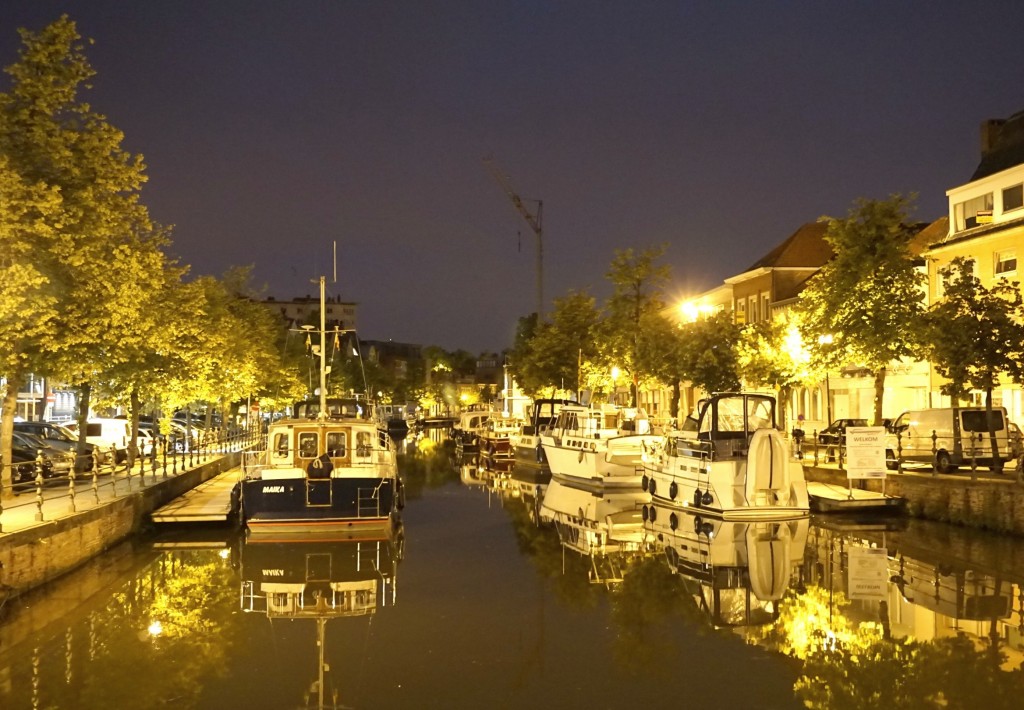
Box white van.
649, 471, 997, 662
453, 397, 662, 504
887, 407, 1012, 473
83, 418, 132, 463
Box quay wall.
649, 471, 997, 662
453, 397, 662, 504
804, 465, 1024, 536
0, 453, 241, 597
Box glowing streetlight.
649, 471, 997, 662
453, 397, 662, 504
818, 334, 834, 425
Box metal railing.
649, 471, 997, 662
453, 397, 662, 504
791, 428, 1023, 483
0, 424, 265, 533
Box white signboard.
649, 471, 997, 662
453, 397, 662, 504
847, 546, 889, 602
845, 426, 887, 480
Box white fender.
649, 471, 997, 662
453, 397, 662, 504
745, 428, 790, 502
746, 522, 792, 600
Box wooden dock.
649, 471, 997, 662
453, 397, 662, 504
151, 468, 239, 523
807, 480, 906, 514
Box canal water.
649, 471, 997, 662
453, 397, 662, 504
1, 441, 1023, 709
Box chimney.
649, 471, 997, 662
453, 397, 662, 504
980, 119, 1006, 157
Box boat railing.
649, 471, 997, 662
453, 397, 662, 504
242, 450, 271, 479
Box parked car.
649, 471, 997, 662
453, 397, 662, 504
14, 421, 98, 471
10, 430, 76, 476
817, 418, 869, 447
10, 444, 58, 484
1009, 422, 1024, 462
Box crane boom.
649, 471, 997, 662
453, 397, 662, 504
483, 156, 544, 321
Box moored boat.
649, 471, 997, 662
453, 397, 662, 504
540, 402, 659, 488
450, 404, 497, 453
641, 392, 809, 520
513, 397, 578, 473
238, 277, 403, 536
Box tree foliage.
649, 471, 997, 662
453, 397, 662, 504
920, 257, 1024, 471
600, 245, 670, 405
798, 195, 925, 425
737, 311, 812, 431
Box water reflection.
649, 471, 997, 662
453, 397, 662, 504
2, 448, 1024, 708
239, 530, 403, 709
644, 503, 809, 627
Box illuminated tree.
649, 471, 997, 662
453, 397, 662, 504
635, 311, 688, 419
513, 290, 603, 397
0, 157, 63, 489
600, 245, 670, 406
0, 16, 153, 482
920, 257, 1024, 474
678, 310, 743, 394
737, 311, 813, 432
798, 195, 925, 426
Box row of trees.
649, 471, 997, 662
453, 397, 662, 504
0, 17, 307, 491
508, 194, 1024, 472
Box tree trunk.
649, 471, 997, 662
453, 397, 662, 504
128, 387, 141, 468
77, 383, 91, 464
985, 387, 1003, 473
872, 368, 886, 426
0, 372, 24, 498
670, 380, 681, 420
777, 384, 791, 433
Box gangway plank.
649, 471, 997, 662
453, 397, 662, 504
151, 468, 239, 523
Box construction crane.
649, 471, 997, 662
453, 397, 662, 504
483, 156, 544, 321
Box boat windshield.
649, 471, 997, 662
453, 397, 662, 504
698, 394, 775, 437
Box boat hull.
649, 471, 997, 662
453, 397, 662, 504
240, 476, 401, 535
542, 434, 657, 488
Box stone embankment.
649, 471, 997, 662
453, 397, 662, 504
0, 452, 241, 601
804, 464, 1024, 536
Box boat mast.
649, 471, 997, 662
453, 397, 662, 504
319, 275, 327, 422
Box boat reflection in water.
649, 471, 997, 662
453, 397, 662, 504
539, 478, 650, 585
239, 527, 403, 709
643, 499, 809, 626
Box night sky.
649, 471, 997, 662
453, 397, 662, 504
3, 1, 1023, 353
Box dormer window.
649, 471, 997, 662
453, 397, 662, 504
1003, 184, 1023, 213
954, 193, 994, 231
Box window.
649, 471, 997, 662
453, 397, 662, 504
326, 432, 347, 457
1003, 184, 1023, 213
995, 250, 1017, 277
274, 433, 289, 458
954, 193, 994, 231
298, 432, 318, 458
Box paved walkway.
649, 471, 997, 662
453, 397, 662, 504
0, 450, 230, 536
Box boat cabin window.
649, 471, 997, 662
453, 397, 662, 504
699, 395, 775, 437
298, 432, 318, 458
356, 431, 373, 456
326, 432, 347, 457
273, 433, 290, 458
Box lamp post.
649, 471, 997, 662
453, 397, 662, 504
818, 335, 833, 425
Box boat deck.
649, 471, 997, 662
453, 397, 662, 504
807, 480, 906, 513
151, 468, 239, 523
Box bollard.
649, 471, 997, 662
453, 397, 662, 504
139, 444, 146, 483
68, 468, 77, 513
92, 450, 100, 504
970, 431, 979, 480
931, 430, 939, 475
162, 438, 168, 478
896, 429, 904, 474
109, 446, 118, 496
35, 464, 44, 522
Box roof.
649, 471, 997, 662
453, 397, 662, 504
911, 216, 948, 252
971, 109, 1024, 181
742, 221, 832, 272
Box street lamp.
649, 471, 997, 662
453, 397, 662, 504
818, 334, 833, 425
